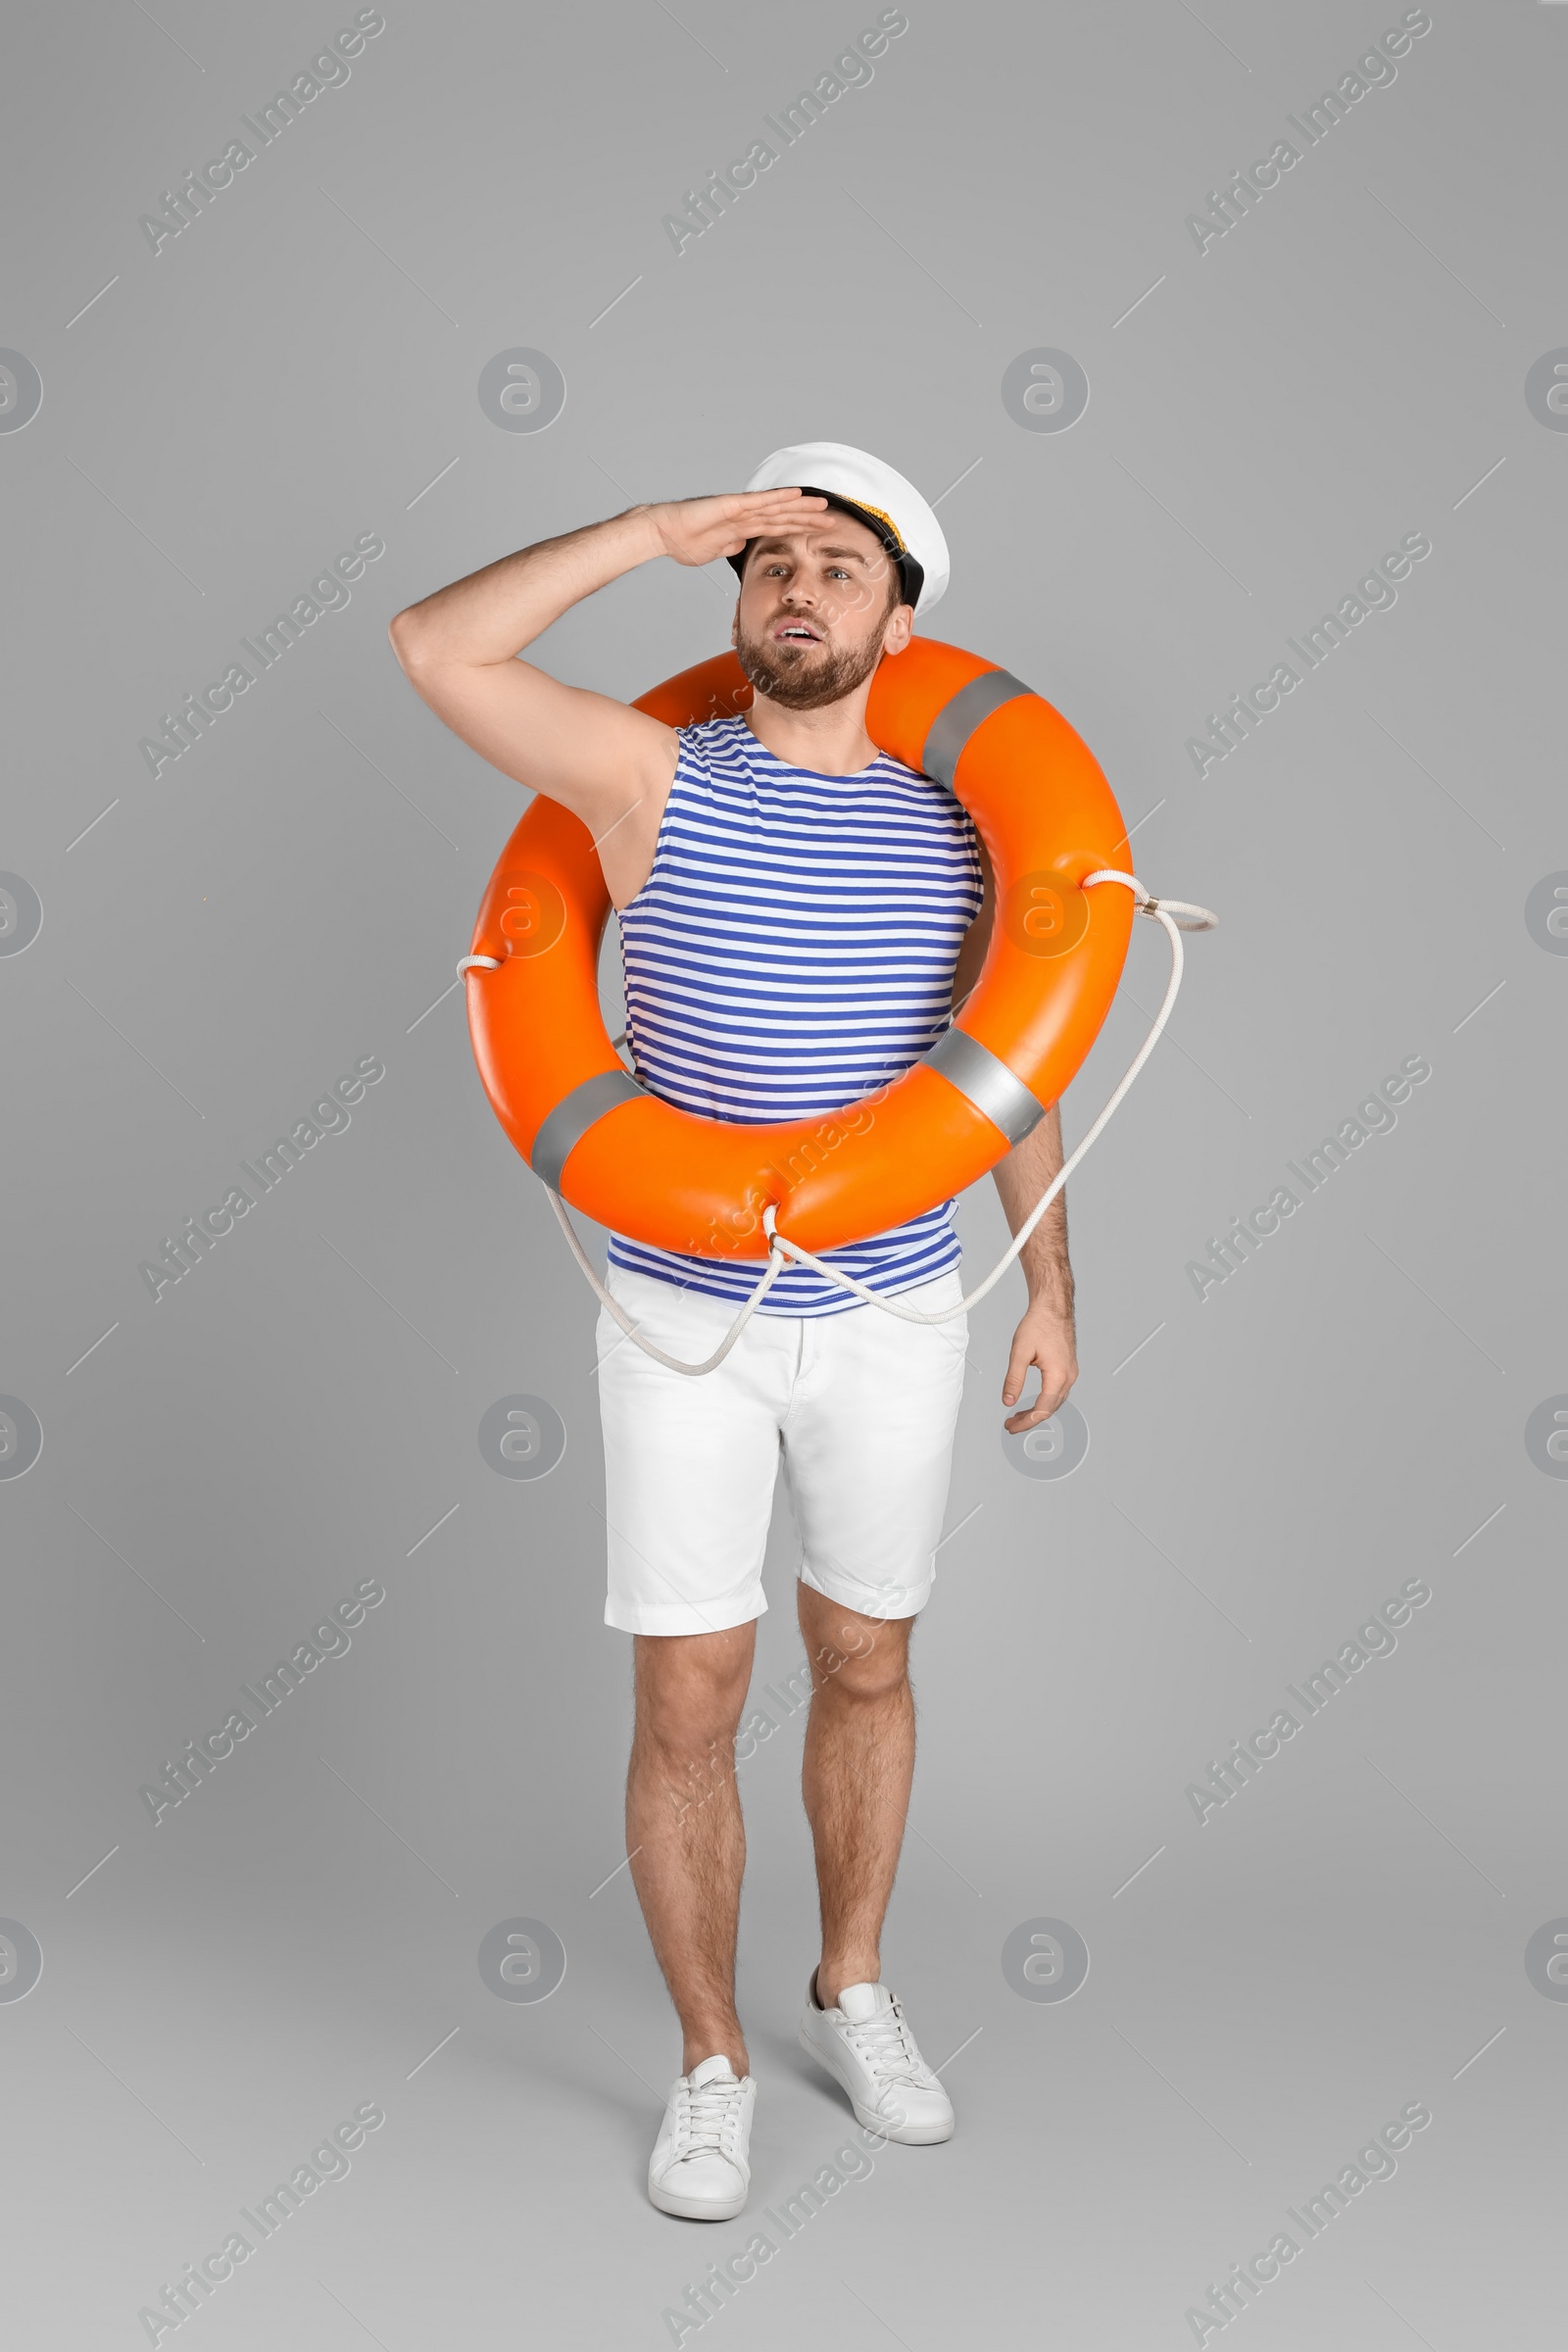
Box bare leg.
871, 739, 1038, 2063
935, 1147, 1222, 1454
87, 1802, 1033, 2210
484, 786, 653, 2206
796, 1587, 916, 2008
626, 1624, 756, 2078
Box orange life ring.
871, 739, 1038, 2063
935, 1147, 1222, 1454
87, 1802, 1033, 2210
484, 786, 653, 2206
463, 640, 1133, 1262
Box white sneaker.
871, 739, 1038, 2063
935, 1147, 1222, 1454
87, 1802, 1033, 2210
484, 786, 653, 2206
648, 2055, 756, 2220
799, 1978, 955, 2144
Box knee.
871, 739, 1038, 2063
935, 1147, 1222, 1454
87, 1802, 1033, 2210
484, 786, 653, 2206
634, 1637, 751, 1760
812, 1625, 910, 1704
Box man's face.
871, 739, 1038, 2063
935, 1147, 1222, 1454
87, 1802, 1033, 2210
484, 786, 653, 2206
733, 511, 910, 710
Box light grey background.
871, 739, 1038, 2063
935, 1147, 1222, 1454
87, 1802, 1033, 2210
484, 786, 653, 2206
2, 2, 1563, 2344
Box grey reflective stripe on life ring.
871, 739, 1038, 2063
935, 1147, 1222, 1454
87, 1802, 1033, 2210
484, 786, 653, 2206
530, 1068, 647, 1191
920, 667, 1032, 791
921, 1028, 1045, 1146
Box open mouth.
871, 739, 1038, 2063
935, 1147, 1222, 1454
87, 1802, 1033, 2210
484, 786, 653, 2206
773, 621, 823, 644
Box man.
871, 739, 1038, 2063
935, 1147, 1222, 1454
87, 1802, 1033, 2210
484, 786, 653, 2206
389, 443, 1078, 2220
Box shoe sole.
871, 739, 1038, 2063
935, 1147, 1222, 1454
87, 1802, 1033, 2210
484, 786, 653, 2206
797, 2024, 956, 2144
648, 2175, 749, 2222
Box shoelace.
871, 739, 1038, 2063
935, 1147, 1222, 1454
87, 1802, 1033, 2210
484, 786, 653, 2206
676, 2076, 747, 2158
847, 2000, 936, 2087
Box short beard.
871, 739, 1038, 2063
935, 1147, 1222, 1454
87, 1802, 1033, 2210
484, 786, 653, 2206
735, 618, 886, 712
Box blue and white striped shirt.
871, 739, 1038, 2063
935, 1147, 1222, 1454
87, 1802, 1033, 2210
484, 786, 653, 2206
607, 713, 983, 1314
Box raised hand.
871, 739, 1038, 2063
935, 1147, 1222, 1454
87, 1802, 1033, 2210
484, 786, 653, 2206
645, 487, 829, 569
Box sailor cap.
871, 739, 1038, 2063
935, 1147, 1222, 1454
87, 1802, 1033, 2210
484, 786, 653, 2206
727, 439, 950, 614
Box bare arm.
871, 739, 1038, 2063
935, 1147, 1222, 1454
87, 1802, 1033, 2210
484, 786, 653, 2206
389, 508, 671, 830
993, 1107, 1078, 1431
387, 489, 826, 887
952, 840, 1079, 1430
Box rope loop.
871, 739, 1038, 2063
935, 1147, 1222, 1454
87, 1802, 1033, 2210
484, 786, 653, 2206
1082, 867, 1218, 931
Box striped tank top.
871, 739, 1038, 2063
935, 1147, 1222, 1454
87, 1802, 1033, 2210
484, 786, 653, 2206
607, 713, 983, 1315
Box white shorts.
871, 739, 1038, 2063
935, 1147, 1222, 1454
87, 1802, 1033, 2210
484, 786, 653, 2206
595, 1264, 969, 1637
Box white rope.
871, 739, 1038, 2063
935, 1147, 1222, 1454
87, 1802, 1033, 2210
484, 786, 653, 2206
761, 873, 1208, 1323
548, 1188, 794, 1375
533, 868, 1215, 1374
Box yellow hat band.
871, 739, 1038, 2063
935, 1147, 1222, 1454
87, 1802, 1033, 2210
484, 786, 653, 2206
843, 495, 906, 554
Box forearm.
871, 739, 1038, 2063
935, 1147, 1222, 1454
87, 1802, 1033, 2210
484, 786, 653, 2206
390, 505, 661, 667
991, 1106, 1074, 1310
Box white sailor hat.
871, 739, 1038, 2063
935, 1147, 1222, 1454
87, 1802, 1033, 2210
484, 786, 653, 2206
727, 440, 950, 615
